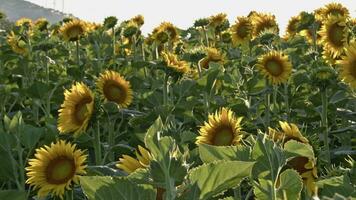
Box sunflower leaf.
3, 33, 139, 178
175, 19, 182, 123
283, 140, 315, 159
198, 144, 250, 163
276, 169, 303, 200
180, 160, 254, 200
80, 176, 156, 200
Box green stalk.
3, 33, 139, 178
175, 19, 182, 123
76, 40, 81, 76
265, 81, 271, 128
16, 137, 25, 190
112, 27, 116, 59
203, 26, 209, 46
321, 89, 330, 164
284, 84, 290, 121
163, 74, 169, 106
94, 121, 102, 165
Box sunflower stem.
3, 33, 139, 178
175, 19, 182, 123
76, 41, 81, 77
284, 84, 290, 121
321, 89, 330, 164
65, 189, 73, 200
94, 120, 102, 165
203, 26, 209, 47
163, 74, 169, 106
265, 81, 271, 128
112, 27, 116, 59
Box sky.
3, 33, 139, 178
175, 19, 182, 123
26, 0, 356, 34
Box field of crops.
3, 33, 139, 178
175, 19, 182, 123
0, 2, 355, 200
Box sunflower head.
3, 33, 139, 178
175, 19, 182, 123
209, 13, 228, 28
26, 140, 87, 199
123, 21, 139, 38
322, 48, 341, 65
194, 18, 210, 28
85, 22, 102, 33
58, 82, 94, 137
162, 51, 190, 74
230, 16, 252, 45
131, 15, 144, 27
319, 14, 348, 59
286, 156, 318, 196
59, 20, 87, 41
199, 47, 225, 69
316, 2, 350, 21
196, 107, 243, 146
103, 16, 118, 29
96, 70, 133, 108
256, 51, 292, 85
337, 42, 356, 89
34, 18, 49, 31
7, 31, 28, 55
16, 17, 33, 27
284, 15, 301, 40
250, 13, 279, 38
116, 145, 151, 174
268, 121, 309, 144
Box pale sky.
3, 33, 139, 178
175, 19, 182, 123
26, 0, 356, 34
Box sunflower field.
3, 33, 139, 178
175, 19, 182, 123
0, 2, 355, 200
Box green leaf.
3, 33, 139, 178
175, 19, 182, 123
276, 169, 303, 200
144, 117, 164, 159
198, 144, 250, 163
182, 161, 255, 200
80, 176, 156, 200
317, 175, 356, 198
19, 124, 44, 149
0, 190, 26, 200
283, 140, 315, 159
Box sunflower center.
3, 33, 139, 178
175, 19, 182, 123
286, 156, 310, 174
68, 26, 84, 41
103, 82, 125, 103
46, 156, 76, 184
265, 59, 283, 76
74, 97, 92, 124
213, 128, 234, 146
328, 24, 344, 47
237, 24, 249, 38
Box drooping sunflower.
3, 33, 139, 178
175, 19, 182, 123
59, 20, 87, 41
250, 13, 279, 38
256, 51, 292, 85
58, 82, 94, 137
209, 13, 228, 28
230, 16, 252, 45
26, 140, 87, 199
96, 70, 133, 108
7, 31, 28, 55
85, 21, 102, 33
316, 2, 350, 21
130, 14, 144, 27
15, 17, 33, 27
299, 25, 322, 45
161, 51, 190, 74
337, 42, 356, 88
284, 15, 300, 40
319, 15, 348, 59
153, 22, 179, 43
34, 18, 49, 31
199, 47, 225, 69
268, 121, 309, 144
116, 145, 151, 174
196, 107, 243, 146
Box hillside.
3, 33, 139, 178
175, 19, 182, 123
0, 0, 70, 23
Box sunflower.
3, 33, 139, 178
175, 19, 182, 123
161, 52, 190, 74
199, 47, 225, 69
319, 15, 348, 59
59, 20, 87, 41
256, 51, 292, 85
34, 18, 49, 31
26, 140, 87, 199
209, 13, 228, 28
7, 31, 28, 55
96, 70, 133, 108
58, 82, 94, 137
316, 3, 350, 21
15, 17, 33, 27
268, 121, 309, 144
131, 14, 144, 27
322, 48, 341, 65
250, 13, 279, 38
337, 42, 356, 88
286, 156, 318, 196
299, 26, 322, 45
230, 16, 252, 45
116, 145, 151, 174
85, 22, 102, 33
196, 107, 243, 146
284, 15, 300, 40
153, 22, 179, 43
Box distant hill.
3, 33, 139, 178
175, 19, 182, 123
0, 0, 71, 23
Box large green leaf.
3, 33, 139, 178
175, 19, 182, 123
0, 190, 26, 200
198, 144, 250, 163
144, 117, 164, 159
181, 160, 255, 200
317, 175, 356, 198
283, 140, 315, 159
276, 169, 303, 200
80, 176, 156, 200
